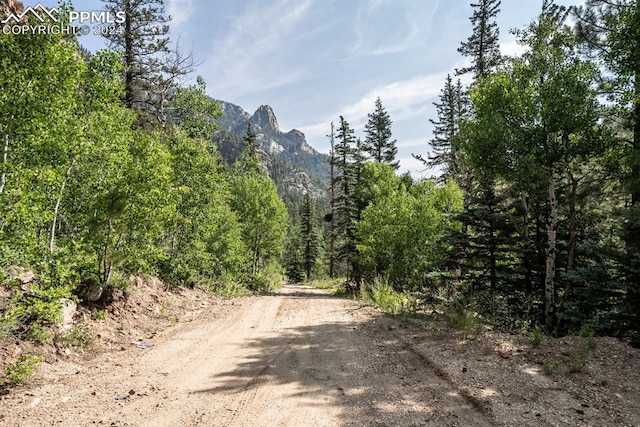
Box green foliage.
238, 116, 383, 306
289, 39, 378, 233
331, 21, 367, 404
210, 281, 250, 298
415, 74, 469, 184
171, 76, 221, 140
456, 0, 502, 78
160, 129, 246, 288
94, 310, 107, 321
362, 97, 399, 169
299, 193, 320, 280
24, 325, 50, 344
230, 158, 288, 275
101, 0, 172, 124
543, 361, 553, 376
444, 296, 483, 340
0, 315, 16, 342
283, 227, 305, 284
4, 283, 71, 327
308, 278, 344, 290
362, 278, 416, 315
568, 353, 587, 374
55, 325, 93, 348
241, 272, 281, 294
357, 174, 463, 291
532, 327, 542, 347
3, 355, 42, 387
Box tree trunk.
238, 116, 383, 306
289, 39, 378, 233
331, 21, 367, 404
49, 163, 74, 253
545, 177, 558, 330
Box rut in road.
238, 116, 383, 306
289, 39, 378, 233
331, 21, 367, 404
5, 285, 494, 427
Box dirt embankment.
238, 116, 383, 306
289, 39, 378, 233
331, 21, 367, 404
1, 281, 639, 426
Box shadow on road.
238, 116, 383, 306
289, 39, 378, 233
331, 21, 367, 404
190, 296, 492, 426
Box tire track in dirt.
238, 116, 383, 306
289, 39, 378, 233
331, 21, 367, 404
2, 285, 496, 426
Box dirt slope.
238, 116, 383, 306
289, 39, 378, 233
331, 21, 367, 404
1, 284, 638, 426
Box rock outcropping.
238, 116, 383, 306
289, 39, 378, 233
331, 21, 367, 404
214, 101, 329, 201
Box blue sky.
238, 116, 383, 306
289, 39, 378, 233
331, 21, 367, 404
39, 0, 583, 176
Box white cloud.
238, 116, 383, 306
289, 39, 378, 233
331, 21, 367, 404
500, 37, 529, 58
298, 71, 451, 151
397, 156, 431, 177
167, 0, 195, 28
340, 72, 449, 126
350, 0, 441, 57
203, 0, 313, 98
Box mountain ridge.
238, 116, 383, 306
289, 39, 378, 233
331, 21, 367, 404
213, 100, 329, 206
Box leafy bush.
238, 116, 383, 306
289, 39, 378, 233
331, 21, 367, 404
24, 324, 50, 344
242, 273, 280, 294
5, 283, 72, 327
363, 278, 416, 315
3, 355, 43, 386
55, 325, 93, 348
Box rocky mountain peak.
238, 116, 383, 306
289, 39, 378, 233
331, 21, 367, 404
250, 105, 280, 133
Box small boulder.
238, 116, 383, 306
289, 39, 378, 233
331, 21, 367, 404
59, 298, 77, 330
87, 285, 104, 302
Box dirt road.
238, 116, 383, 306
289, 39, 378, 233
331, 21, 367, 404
2, 285, 494, 426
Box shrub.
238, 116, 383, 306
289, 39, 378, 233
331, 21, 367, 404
55, 325, 93, 348
3, 355, 43, 386
532, 326, 542, 347
363, 278, 416, 315
445, 296, 482, 340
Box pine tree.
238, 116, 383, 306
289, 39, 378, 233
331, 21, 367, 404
331, 116, 360, 281
456, 0, 502, 78
415, 75, 469, 184
299, 193, 320, 280
101, 0, 180, 125
363, 97, 399, 169
243, 123, 260, 158
235, 124, 261, 174
326, 122, 337, 278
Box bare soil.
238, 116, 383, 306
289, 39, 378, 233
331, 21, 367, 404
1, 281, 639, 426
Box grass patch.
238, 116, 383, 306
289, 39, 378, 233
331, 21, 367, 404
568, 352, 586, 373
543, 361, 553, 376
362, 278, 416, 315
55, 325, 93, 348
532, 326, 542, 347
210, 281, 250, 298
306, 278, 344, 290
94, 309, 107, 321
444, 297, 482, 340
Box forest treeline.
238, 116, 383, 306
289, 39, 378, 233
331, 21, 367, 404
0, 0, 639, 347
0, 0, 288, 336
291, 0, 639, 346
